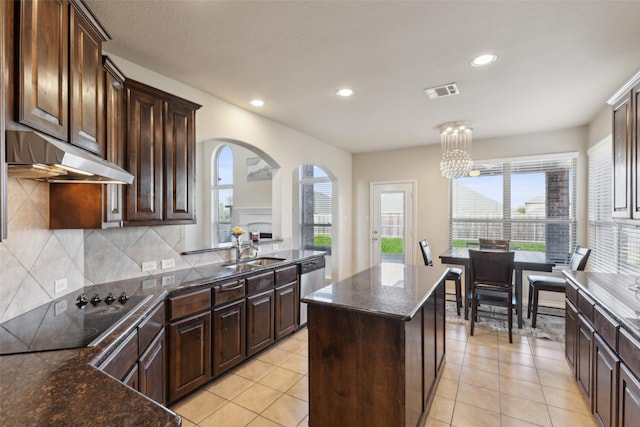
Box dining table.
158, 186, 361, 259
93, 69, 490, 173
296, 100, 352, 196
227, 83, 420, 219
439, 247, 556, 328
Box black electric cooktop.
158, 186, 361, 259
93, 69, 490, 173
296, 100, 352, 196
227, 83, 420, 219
0, 291, 151, 355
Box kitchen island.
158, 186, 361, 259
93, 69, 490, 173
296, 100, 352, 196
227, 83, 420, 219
302, 263, 448, 427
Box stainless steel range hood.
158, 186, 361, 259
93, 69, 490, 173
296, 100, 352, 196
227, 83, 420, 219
5, 131, 134, 184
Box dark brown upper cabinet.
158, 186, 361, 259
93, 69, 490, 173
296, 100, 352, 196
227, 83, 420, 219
609, 72, 640, 221
18, 0, 108, 155
124, 79, 200, 226
49, 57, 126, 229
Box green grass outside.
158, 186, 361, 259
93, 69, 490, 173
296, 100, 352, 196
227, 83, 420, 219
381, 237, 404, 254
314, 235, 332, 246
452, 239, 545, 251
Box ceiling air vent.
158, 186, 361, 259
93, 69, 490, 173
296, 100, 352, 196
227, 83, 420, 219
424, 83, 459, 100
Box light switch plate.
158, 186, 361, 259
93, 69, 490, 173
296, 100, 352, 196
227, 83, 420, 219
142, 261, 157, 272
54, 278, 67, 294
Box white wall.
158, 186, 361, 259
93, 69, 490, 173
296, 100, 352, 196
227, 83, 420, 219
352, 126, 590, 274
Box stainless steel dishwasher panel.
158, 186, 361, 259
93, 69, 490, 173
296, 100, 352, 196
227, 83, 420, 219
299, 257, 326, 326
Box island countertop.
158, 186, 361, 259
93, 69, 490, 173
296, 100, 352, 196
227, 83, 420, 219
302, 262, 448, 320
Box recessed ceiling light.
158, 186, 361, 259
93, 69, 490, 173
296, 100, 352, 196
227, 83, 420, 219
471, 54, 497, 67
250, 99, 264, 107
336, 88, 355, 97
468, 170, 481, 177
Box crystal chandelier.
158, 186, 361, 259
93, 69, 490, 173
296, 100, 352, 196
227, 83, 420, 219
439, 123, 474, 179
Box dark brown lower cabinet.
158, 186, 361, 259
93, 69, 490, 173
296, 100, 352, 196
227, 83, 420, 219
565, 300, 579, 378
275, 282, 297, 340
139, 329, 166, 405
247, 289, 275, 356
168, 312, 211, 403
593, 333, 619, 427
578, 314, 594, 405
619, 363, 640, 427
123, 363, 139, 390
212, 299, 246, 376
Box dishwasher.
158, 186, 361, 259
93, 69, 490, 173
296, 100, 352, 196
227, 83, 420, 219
299, 257, 326, 326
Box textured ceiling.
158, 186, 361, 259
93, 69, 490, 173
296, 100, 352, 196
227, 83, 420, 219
84, 0, 640, 153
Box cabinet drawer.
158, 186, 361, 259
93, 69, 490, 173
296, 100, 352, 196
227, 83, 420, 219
566, 280, 579, 306
594, 305, 619, 351
168, 289, 211, 321
275, 265, 298, 286
100, 331, 139, 381
139, 302, 166, 353
619, 328, 640, 375
577, 291, 595, 323
246, 271, 275, 295
214, 280, 245, 306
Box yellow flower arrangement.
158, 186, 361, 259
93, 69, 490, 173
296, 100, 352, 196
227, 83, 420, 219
231, 226, 246, 237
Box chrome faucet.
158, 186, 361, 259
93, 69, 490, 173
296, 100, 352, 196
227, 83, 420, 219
239, 243, 259, 260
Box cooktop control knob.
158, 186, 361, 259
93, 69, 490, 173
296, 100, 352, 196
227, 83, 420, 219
76, 293, 88, 308
104, 293, 116, 305
118, 292, 130, 304
90, 294, 102, 305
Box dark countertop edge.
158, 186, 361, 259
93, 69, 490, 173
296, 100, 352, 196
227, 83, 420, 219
0, 250, 325, 427
563, 270, 640, 340
302, 264, 448, 321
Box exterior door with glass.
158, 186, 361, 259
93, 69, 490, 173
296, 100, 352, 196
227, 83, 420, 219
370, 181, 415, 266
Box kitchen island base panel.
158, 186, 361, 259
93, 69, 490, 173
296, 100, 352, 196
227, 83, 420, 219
307, 277, 445, 427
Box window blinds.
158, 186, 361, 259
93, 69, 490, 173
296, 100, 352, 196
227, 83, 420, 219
587, 139, 640, 275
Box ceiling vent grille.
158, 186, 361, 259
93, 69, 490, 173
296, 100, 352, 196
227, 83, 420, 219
424, 83, 459, 100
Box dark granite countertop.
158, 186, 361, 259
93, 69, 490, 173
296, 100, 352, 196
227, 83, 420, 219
563, 271, 640, 339
0, 250, 324, 426
302, 263, 448, 320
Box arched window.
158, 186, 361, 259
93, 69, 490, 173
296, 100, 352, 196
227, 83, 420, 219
212, 145, 233, 244
299, 164, 332, 254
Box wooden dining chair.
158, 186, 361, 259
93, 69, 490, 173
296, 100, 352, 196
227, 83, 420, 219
527, 246, 591, 328
419, 240, 463, 315
469, 249, 516, 343
479, 238, 510, 250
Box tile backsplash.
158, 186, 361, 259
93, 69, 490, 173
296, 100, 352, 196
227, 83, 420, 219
0, 178, 229, 322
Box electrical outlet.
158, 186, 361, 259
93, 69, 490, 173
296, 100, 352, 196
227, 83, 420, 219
54, 300, 67, 316
162, 275, 175, 286
54, 278, 67, 294
142, 261, 157, 272
142, 278, 158, 289
161, 258, 175, 269
273, 243, 279, 250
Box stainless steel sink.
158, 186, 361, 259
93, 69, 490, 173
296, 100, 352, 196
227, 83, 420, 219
242, 257, 286, 266
223, 257, 286, 271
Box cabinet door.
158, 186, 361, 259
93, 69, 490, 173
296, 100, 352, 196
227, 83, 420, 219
619, 363, 640, 427
164, 100, 197, 222
594, 333, 620, 427
212, 299, 246, 376
69, 2, 104, 155
139, 329, 166, 405
126, 84, 164, 223
275, 282, 298, 340
566, 300, 579, 378
123, 364, 139, 391
103, 57, 126, 225
578, 314, 595, 406
247, 289, 275, 356
168, 312, 211, 403
18, 0, 69, 140
612, 92, 632, 219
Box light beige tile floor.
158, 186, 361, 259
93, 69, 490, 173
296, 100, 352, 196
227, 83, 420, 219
171, 323, 598, 427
